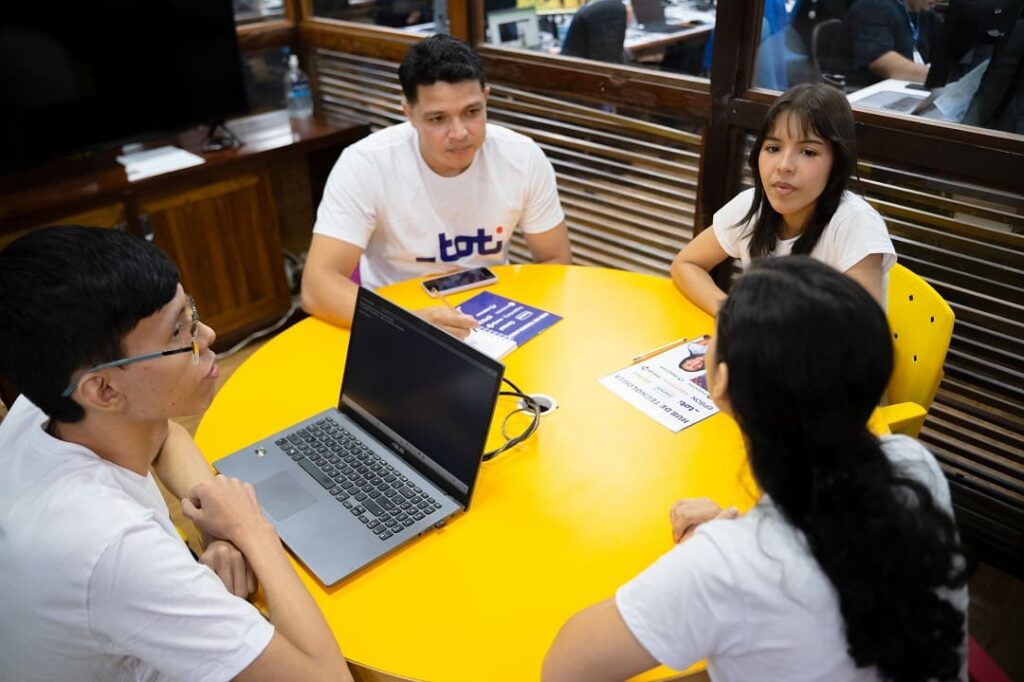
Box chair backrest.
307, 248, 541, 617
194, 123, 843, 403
560, 0, 626, 64
886, 263, 955, 411
811, 18, 844, 73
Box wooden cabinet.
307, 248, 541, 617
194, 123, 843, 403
140, 175, 291, 344
0, 111, 369, 347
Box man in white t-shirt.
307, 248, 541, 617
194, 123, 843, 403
302, 35, 572, 337
0, 227, 352, 682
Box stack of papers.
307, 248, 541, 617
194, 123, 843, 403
116, 145, 205, 182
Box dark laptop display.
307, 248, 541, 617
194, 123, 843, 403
215, 288, 504, 585
340, 291, 504, 507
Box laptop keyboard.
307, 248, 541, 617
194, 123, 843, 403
275, 417, 443, 542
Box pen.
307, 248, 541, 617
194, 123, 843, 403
632, 337, 689, 364
432, 288, 459, 312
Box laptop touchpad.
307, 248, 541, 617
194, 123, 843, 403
255, 472, 319, 522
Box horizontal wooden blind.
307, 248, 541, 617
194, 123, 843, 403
311, 48, 702, 275
861, 160, 1024, 568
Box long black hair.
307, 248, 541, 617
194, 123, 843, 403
740, 82, 858, 258
715, 257, 966, 681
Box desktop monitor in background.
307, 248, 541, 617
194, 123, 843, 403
487, 7, 542, 47
925, 0, 1024, 88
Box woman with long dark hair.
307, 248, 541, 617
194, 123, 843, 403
671, 83, 897, 314
544, 257, 967, 682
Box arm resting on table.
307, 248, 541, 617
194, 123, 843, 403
543, 597, 659, 682
301, 234, 364, 328
525, 221, 573, 264
670, 228, 730, 316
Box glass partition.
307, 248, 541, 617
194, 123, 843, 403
483, 0, 717, 76
313, 0, 441, 31
750, 0, 1024, 137
234, 0, 287, 23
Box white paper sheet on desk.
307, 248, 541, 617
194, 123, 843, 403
116, 146, 205, 181
600, 339, 718, 432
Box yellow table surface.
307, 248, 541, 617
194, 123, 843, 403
197, 264, 758, 681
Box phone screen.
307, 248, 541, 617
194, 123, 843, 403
423, 268, 495, 294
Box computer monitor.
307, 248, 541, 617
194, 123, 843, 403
487, 7, 542, 48
925, 0, 1024, 88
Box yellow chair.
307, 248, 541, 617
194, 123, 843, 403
878, 264, 955, 437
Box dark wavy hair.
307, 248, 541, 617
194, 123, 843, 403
716, 257, 966, 681
0, 226, 179, 423
398, 34, 486, 104
740, 82, 858, 259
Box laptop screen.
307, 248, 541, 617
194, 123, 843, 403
340, 288, 504, 507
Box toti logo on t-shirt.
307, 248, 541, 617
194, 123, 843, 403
415, 226, 505, 263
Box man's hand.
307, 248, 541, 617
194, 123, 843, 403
200, 537, 257, 598
416, 305, 479, 339
669, 497, 738, 544
182, 475, 274, 550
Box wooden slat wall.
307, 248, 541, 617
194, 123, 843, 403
311, 48, 702, 275
863, 162, 1024, 569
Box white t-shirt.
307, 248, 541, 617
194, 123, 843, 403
713, 188, 897, 299
313, 122, 565, 289
616, 435, 968, 682
0, 397, 275, 682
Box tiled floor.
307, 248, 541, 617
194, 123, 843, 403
173, 335, 1022, 680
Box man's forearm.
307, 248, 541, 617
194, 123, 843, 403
869, 51, 929, 82
300, 270, 359, 328
152, 421, 216, 499
237, 524, 348, 671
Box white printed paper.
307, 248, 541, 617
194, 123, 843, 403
599, 336, 719, 432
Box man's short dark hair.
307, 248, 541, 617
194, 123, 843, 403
0, 226, 179, 422
398, 34, 486, 104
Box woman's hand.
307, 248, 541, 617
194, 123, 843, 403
669, 497, 739, 543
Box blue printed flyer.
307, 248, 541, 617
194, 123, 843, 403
455, 291, 562, 359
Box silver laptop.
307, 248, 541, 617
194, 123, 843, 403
215, 287, 504, 586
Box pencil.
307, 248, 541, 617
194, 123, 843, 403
631, 337, 688, 364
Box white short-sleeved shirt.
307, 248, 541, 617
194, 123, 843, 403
0, 397, 275, 682
713, 188, 897, 298
313, 122, 565, 290
616, 435, 968, 682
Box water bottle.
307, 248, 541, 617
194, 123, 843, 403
285, 54, 314, 119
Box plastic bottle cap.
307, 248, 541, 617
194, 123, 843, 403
288, 54, 299, 70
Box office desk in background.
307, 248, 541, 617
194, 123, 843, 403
197, 265, 755, 682
482, 0, 714, 60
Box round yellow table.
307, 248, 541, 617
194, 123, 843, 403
197, 264, 757, 682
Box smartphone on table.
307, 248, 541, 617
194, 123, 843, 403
421, 267, 498, 296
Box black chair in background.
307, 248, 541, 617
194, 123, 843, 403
560, 0, 627, 64
812, 18, 846, 87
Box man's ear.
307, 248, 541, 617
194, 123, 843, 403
483, 84, 491, 100
710, 362, 730, 414
76, 374, 126, 414
401, 98, 412, 119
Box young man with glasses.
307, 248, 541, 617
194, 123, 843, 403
301, 34, 572, 339
0, 227, 352, 682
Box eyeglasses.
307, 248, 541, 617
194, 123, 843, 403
61, 296, 200, 398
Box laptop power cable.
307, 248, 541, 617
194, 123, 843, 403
482, 377, 542, 461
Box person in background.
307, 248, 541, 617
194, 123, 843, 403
301, 35, 572, 338
543, 256, 967, 682
840, 0, 943, 86
0, 226, 352, 682
671, 82, 895, 315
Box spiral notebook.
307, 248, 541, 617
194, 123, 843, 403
456, 292, 562, 359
